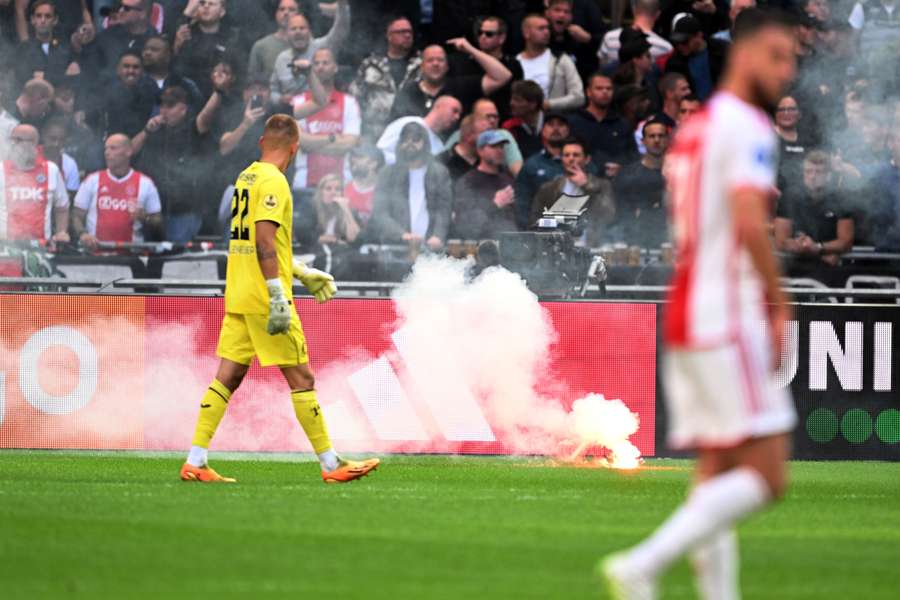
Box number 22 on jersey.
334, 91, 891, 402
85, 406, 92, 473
230, 187, 250, 241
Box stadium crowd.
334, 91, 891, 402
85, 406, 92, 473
0, 0, 899, 279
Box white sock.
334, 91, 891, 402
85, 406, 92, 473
691, 529, 740, 600
625, 467, 770, 578
317, 448, 340, 472
187, 445, 208, 468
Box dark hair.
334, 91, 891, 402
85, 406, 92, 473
30, 0, 56, 17
118, 49, 143, 65
560, 136, 589, 155
143, 33, 172, 51
272, 0, 299, 19
474, 15, 507, 36
160, 85, 188, 106
641, 116, 669, 136
732, 8, 797, 43
679, 94, 700, 105
547, 0, 574, 7
586, 71, 613, 88
385, 14, 413, 33
511, 79, 544, 107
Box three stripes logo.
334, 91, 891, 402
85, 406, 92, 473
329, 327, 497, 443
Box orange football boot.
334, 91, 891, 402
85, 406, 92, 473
322, 458, 380, 483
180, 463, 236, 483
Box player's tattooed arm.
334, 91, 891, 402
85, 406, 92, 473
255, 220, 281, 280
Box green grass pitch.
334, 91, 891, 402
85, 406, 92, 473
1, 452, 898, 599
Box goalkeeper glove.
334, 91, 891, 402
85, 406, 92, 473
292, 259, 337, 303
266, 278, 292, 335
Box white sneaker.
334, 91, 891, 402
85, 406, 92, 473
598, 552, 657, 600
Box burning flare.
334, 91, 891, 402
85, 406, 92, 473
567, 394, 642, 469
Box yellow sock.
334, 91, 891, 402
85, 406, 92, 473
291, 389, 333, 454
191, 379, 231, 448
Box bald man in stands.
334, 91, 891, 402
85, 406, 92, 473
0, 124, 70, 242
72, 133, 162, 248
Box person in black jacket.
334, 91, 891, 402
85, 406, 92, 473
663, 14, 729, 102
132, 85, 209, 242
171, 0, 244, 99
15, 0, 80, 90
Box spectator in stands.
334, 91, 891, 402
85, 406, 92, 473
774, 95, 815, 193
532, 137, 614, 246
72, 133, 161, 248
516, 13, 584, 113
215, 76, 274, 175
599, 0, 671, 66
567, 73, 635, 169
93, 50, 157, 138
858, 0, 900, 60
73, 0, 156, 81
47, 76, 102, 175
775, 150, 854, 266
658, 0, 730, 40
545, 0, 602, 82
0, 124, 69, 242
612, 30, 653, 88
870, 126, 900, 250
343, 144, 383, 226
503, 80, 545, 160
452, 129, 517, 240
368, 121, 452, 250
270, 1, 350, 109
676, 93, 700, 125
449, 16, 523, 122
15, 0, 81, 90
15, 0, 93, 43
291, 47, 361, 190
615, 84, 652, 147
712, 0, 755, 42
171, 0, 242, 99
248, 0, 300, 83
439, 114, 479, 181
443, 98, 523, 176
664, 13, 728, 102
141, 34, 202, 112
654, 72, 691, 128
0, 79, 54, 159
350, 15, 422, 142
132, 85, 207, 242
613, 117, 669, 247
390, 41, 512, 120
310, 172, 360, 248
377, 95, 462, 164
513, 112, 571, 228
40, 117, 80, 199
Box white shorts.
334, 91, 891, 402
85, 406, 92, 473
663, 330, 797, 450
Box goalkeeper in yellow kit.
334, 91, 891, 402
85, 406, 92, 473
180, 114, 379, 484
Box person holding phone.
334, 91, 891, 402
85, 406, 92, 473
269, 0, 350, 109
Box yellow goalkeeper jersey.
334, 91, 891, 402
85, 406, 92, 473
224, 161, 294, 315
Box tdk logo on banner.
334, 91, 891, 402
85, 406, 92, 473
774, 321, 893, 392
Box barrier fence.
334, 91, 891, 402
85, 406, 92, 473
0, 295, 896, 460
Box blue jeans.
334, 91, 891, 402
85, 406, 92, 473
166, 213, 203, 243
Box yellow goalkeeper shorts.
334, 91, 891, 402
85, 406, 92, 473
216, 311, 309, 367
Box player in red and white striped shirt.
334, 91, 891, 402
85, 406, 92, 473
601, 10, 798, 600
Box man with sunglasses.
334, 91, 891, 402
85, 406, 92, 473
74, 0, 156, 83
448, 16, 523, 122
